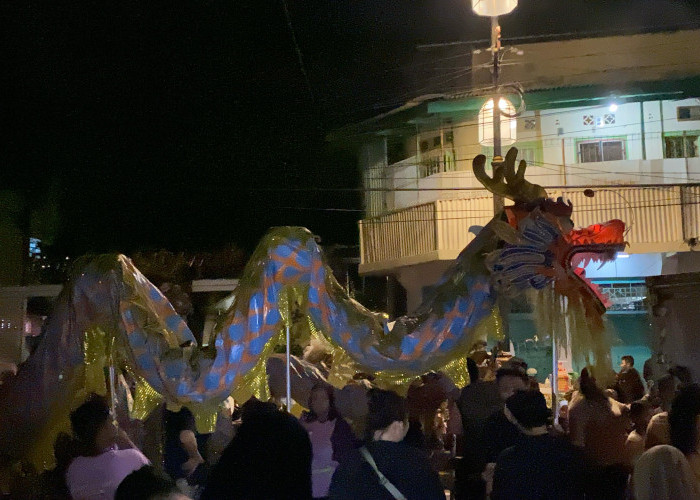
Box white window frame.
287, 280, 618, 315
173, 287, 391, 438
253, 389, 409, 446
578, 139, 626, 163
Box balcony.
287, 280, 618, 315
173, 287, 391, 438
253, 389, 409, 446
359, 183, 700, 274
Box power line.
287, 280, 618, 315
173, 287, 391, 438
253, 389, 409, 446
356, 112, 700, 184
372, 156, 699, 183
191, 179, 700, 193
280, 197, 700, 225
280, 0, 315, 107
284, 189, 700, 215
415, 25, 700, 50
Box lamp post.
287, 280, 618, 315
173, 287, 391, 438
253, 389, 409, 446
473, 0, 518, 356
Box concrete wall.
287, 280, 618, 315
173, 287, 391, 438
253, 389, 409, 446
647, 272, 700, 383
660, 251, 700, 274
540, 101, 642, 164
662, 97, 700, 134
581, 252, 663, 279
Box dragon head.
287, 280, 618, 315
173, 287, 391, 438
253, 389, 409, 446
476, 148, 627, 315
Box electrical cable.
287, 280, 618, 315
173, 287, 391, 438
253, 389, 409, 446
280, 0, 315, 106
278, 198, 700, 225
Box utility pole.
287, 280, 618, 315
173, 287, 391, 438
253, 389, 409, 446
473, 1, 519, 354
491, 16, 504, 213
489, 16, 510, 353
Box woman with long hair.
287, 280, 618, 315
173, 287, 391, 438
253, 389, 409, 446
300, 383, 355, 500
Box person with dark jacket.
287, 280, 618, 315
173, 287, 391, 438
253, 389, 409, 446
455, 358, 502, 500
329, 389, 445, 500
163, 406, 205, 482
614, 355, 645, 404
491, 390, 585, 500
201, 405, 312, 500
482, 366, 530, 464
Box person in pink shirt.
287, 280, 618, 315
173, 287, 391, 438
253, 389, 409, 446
66, 395, 150, 500
300, 383, 356, 500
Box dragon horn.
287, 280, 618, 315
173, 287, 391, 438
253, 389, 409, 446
472, 147, 548, 203
503, 147, 518, 183
472, 154, 491, 190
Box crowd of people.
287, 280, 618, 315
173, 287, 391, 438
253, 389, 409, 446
456, 354, 700, 499
0, 352, 699, 500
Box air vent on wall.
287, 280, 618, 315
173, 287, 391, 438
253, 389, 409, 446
677, 106, 700, 121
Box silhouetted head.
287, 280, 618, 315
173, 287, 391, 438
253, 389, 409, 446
70, 394, 116, 454
495, 366, 529, 401
669, 383, 700, 455
306, 383, 339, 422
505, 390, 551, 430
365, 389, 408, 442
116, 465, 190, 500
629, 400, 652, 433
620, 355, 634, 372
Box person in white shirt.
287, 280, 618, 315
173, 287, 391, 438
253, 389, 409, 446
66, 395, 149, 500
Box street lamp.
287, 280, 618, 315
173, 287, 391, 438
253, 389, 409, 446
471, 0, 517, 17
478, 97, 517, 147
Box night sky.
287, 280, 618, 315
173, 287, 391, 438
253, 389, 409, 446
2, 0, 700, 257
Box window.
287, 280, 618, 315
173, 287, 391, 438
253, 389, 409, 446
677, 106, 700, 121
419, 152, 455, 178
420, 136, 443, 153
578, 139, 625, 163
594, 282, 647, 312
516, 148, 537, 166
665, 135, 699, 158
387, 137, 405, 165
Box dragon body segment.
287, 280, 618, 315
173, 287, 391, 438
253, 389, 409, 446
119, 226, 497, 403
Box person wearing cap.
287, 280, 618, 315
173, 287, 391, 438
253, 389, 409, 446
482, 364, 531, 464
491, 390, 585, 500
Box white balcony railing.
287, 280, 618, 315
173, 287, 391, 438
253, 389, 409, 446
359, 184, 700, 273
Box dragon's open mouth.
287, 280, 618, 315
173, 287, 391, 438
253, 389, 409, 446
563, 220, 627, 313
